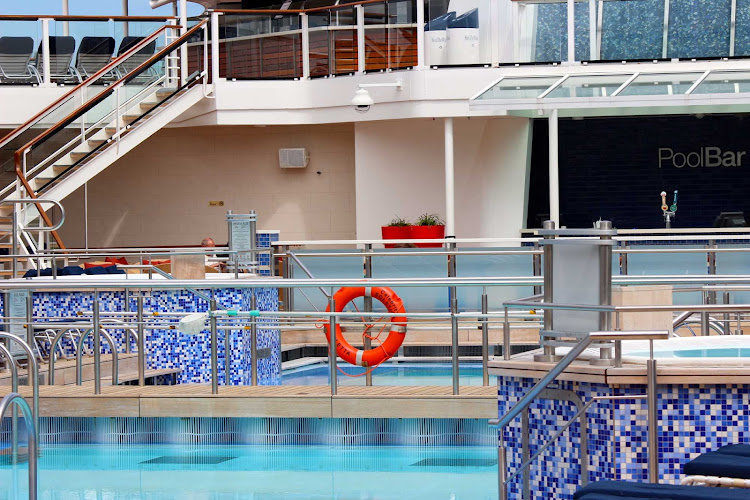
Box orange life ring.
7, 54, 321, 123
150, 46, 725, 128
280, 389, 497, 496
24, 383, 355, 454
324, 286, 407, 366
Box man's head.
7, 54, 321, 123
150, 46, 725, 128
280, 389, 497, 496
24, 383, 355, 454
201, 237, 215, 248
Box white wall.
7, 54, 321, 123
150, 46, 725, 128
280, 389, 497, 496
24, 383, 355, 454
354, 117, 532, 241
55, 124, 356, 247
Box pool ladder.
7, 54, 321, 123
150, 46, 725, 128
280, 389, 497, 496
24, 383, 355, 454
1, 392, 38, 500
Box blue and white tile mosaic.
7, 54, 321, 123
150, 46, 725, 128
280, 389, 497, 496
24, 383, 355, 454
2, 287, 281, 386
498, 376, 750, 498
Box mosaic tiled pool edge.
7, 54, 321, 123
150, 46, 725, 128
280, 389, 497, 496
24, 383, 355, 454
0, 417, 495, 446
498, 376, 750, 499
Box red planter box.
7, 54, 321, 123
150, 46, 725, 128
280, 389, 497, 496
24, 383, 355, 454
381, 226, 412, 248
410, 225, 445, 248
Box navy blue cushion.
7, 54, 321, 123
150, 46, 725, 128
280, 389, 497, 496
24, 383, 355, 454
425, 11, 456, 31
60, 265, 84, 276
103, 265, 124, 274
716, 444, 750, 458
447, 9, 479, 29
84, 266, 108, 275
23, 269, 37, 278
574, 480, 750, 499
39, 268, 53, 277
683, 452, 750, 478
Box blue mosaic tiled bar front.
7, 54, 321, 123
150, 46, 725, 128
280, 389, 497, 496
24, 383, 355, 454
497, 376, 750, 499
4, 287, 281, 385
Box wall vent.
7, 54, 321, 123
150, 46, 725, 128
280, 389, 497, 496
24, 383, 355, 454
278, 148, 309, 168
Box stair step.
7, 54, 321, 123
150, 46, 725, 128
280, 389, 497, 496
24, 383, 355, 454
70, 151, 93, 162
87, 139, 108, 148
139, 101, 159, 111
156, 88, 178, 99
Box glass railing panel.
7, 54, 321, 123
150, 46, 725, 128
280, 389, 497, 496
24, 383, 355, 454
371, 248, 450, 312
616, 71, 701, 97
425, 0, 488, 66
515, 0, 593, 63
328, 6, 358, 76
308, 11, 333, 77
387, 0, 417, 69
626, 245, 706, 305
222, 13, 302, 80
600, 0, 665, 61
474, 76, 562, 100
736, 0, 750, 56
691, 70, 750, 94
544, 74, 633, 98
715, 245, 750, 304
363, 2, 389, 71
455, 248, 537, 311
0, 19, 41, 85
291, 250, 363, 311
667, 0, 731, 59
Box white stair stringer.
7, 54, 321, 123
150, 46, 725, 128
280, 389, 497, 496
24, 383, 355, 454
40, 85, 205, 205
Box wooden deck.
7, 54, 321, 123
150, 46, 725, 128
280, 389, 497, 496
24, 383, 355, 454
1, 384, 497, 419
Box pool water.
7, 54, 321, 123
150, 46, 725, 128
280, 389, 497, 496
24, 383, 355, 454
282, 362, 495, 386
636, 347, 750, 358
0, 444, 498, 499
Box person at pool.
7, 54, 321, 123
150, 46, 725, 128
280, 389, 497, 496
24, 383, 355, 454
201, 237, 224, 271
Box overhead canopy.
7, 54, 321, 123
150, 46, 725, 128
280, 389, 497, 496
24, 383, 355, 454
470, 67, 750, 118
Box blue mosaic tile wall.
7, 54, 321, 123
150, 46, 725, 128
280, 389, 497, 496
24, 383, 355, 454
256, 230, 279, 276
498, 376, 750, 498
533, 0, 742, 62
2, 287, 281, 386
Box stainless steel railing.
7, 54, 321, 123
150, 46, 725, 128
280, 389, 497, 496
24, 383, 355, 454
0, 392, 38, 500
0, 333, 38, 440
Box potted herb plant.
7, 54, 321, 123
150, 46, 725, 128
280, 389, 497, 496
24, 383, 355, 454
411, 213, 445, 248
381, 216, 413, 248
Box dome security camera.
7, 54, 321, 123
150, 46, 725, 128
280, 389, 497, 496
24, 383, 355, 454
351, 88, 374, 113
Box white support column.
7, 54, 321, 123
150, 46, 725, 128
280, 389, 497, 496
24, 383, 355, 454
490, 0, 500, 67
62, 0, 69, 36
567, 0, 575, 63
301, 13, 310, 79
356, 5, 365, 74
211, 11, 220, 93
180, 0, 188, 86
41, 18, 51, 87
588, 0, 596, 60
549, 109, 560, 227
122, 0, 129, 37
416, 0, 425, 69
444, 118, 455, 238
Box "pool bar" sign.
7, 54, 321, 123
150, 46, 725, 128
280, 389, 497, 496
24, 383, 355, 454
658, 147, 747, 168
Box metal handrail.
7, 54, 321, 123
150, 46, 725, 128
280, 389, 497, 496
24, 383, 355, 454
0, 343, 19, 463
0, 393, 38, 500
75, 328, 118, 387
0, 333, 39, 441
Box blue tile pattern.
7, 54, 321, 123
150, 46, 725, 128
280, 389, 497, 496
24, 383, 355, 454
498, 376, 750, 497
2, 287, 281, 386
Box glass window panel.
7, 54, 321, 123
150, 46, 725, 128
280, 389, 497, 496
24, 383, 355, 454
475, 76, 562, 100
691, 71, 750, 95
544, 74, 633, 98
616, 72, 703, 96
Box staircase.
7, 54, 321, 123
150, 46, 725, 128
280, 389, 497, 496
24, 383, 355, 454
0, 20, 209, 276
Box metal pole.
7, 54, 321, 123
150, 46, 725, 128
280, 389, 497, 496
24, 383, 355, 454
93, 290, 101, 395
566, 0, 575, 63
301, 13, 310, 78
25, 291, 33, 353
416, 0, 425, 68
11, 206, 17, 278
503, 306, 510, 361
363, 243, 373, 386
356, 5, 365, 74
250, 290, 258, 386
123, 288, 130, 353
211, 11, 220, 94
180, 0, 188, 86
449, 241, 459, 395
482, 288, 489, 385
647, 356, 659, 483
249, 210, 257, 274
536, 220, 556, 362
549, 110, 560, 226
122, 0, 129, 37
137, 294, 145, 386
84, 183, 89, 249
723, 291, 731, 335
598, 221, 614, 364
700, 291, 709, 336
224, 304, 230, 386
329, 291, 338, 396
62, 0, 70, 35
498, 434, 508, 500
41, 18, 51, 86
210, 298, 218, 394
0, 344, 19, 464
532, 243, 542, 295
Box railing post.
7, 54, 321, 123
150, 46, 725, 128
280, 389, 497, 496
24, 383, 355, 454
251, 288, 258, 386
598, 220, 614, 364
363, 243, 373, 386
137, 294, 145, 386
647, 351, 659, 483
481, 288, 489, 386
503, 306, 511, 361
11, 205, 18, 278
498, 433, 508, 500
211, 11, 221, 93
356, 5, 365, 74
210, 298, 218, 394
301, 13, 310, 79
448, 240, 459, 395
41, 18, 51, 87
566, 0, 575, 64
180, 0, 188, 86
93, 290, 101, 395
329, 290, 338, 395
620, 240, 629, 275
536, 220, 557, 362
532, 243, 541, 295
25, 290, 33, 358
415, 0, 425, 69
723, 291, 731, 335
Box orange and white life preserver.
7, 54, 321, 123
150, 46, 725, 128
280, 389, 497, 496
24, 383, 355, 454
324, 286, 407, 366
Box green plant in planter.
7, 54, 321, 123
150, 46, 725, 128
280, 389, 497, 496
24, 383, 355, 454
416, 213, 444, 226
387, 216, 412, 227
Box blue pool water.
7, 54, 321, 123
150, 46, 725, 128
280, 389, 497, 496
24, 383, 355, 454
633, 348, 750, 358
0, 444, 498, 499
282, 362, 494, 386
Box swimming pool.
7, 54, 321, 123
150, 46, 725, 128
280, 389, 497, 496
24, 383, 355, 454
282, 362, 494, 386
0, 444, 498, 499
622, 336, 750, 365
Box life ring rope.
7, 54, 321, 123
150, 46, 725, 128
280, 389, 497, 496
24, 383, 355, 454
323, 286, 407, 367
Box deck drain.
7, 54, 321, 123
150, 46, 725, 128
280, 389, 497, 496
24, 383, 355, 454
411, 458, 497, 467
141, 455, 236, 465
